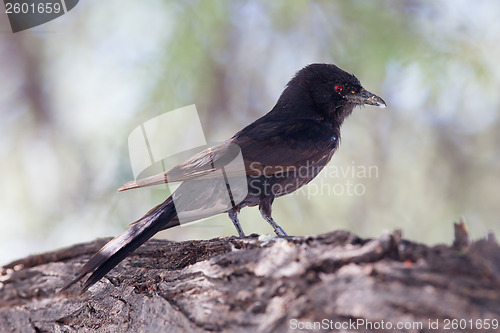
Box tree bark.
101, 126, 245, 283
1, 221, 499, 333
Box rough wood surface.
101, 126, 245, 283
1, 223, 499, 333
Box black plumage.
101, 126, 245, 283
62, 63, 386, 292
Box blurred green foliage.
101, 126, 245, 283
1, 0, 499, 264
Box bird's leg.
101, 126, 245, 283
260, 210, 288, 237
228, 209, 245, 237
259, 198, 288, 237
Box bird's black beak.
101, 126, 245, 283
348, 88, 386, 108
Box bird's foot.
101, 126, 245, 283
273, 225, 288, 237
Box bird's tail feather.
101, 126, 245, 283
61, 198, 178, 293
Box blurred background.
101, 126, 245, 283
1, 0, 499, 265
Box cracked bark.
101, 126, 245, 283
1, 221, 499, 333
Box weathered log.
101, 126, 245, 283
1, 221, 499, 332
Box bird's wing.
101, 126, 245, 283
118, 141, 244, 191
118, 119, 338, 192
235, 118, 339, 174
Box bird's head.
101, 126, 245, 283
279, 63, 386, 125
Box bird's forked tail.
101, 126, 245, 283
61, 197, 178, 293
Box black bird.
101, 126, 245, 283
62, 63, 386, 292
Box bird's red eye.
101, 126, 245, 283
334, 85, 343, 93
